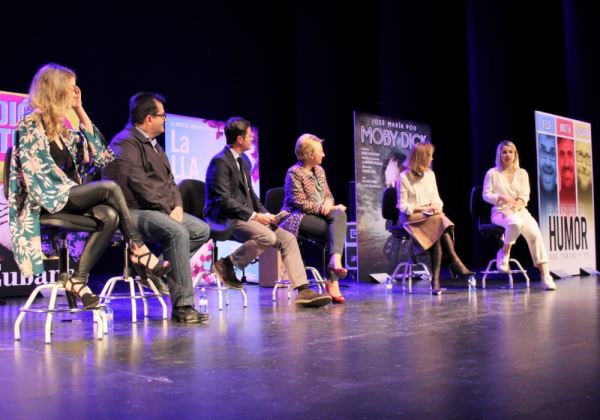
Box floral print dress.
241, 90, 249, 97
8, 114, 115, 277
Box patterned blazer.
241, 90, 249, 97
8, 114, 114, 277
278, 163, 334, 236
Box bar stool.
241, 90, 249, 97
470, 186, 530, 289
98, 236, 168, 325
263, 187, 329, 301
4, 146, 105, 344
179, 179, 248, 310
13, 215, 106, 343
381, 186, 432, 293
271, 265, 326, 301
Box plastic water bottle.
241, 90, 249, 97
385, 276, 393, 294
467, 275, 477, 292
198, 287, 209, 314
104, 299, 114, 331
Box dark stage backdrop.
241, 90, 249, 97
1, 1, 599, 279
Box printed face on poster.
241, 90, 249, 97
165, 114, 261, 282
535, 111, 595, 274
353, 111, 432, 280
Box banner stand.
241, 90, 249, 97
535, 111, 596, 277
369, 273, 390, 283
580, 267, 600, 275
353, 112, 431, 281
550, 269, 571, 279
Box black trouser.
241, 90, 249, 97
298, 208, 347, 256
298, 208, 347, 280
59, 181, 144, 282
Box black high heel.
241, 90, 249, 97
64, 276, 100, 309
449, 264, 475, 279
131, 251, 171, 278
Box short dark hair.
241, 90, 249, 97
224, 116, 251, 145
129, 92, 166, 125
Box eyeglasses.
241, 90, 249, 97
151, 113, 168, 119
576, 151, 591, 166
539, 149, 556, 161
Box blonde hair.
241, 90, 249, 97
406, 143, 434, 173
495, 140, 520, 171
295, 133, 323, 162
28, 63, 76, 139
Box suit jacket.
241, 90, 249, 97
204, 146, 266, 224
102, 124, 182, 214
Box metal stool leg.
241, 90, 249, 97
128, 276, 138, 323
14, 284, 51, 341
481, 259, 495, 289
136, 281, 149, 317
44, 283, 62, 344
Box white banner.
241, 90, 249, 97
535, 111, 596, 274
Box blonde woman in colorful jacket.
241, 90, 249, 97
8, 63, 170, 308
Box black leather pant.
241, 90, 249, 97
60, 181, 144, 282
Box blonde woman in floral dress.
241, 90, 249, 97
8, 63, 170, 308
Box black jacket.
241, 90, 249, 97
102, 125, 182, 214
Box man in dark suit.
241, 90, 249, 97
205, 117, 331, 307
102, 92, 211, 323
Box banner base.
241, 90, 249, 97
580, 267, 600, 275
369, 273, 390, 283
550, 269, 571, 279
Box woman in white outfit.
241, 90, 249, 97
482, 140, 557, 290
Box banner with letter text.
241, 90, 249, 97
353, 111, 431, 281
165, 114, 261, 283
535, 111, 595, 274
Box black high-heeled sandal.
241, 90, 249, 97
131, 251, 171, 278
449, 264, 475, 279
64, 277, 100, 309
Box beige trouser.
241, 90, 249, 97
229, 220, 308, 289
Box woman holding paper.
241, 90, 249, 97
279, 134, 348, 303
397, 142, 473, 295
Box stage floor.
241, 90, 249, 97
1, 275, 600, 418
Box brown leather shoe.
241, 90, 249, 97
214, 257, 243, 290
295, 288, 332, 307
171, 306, 210, 323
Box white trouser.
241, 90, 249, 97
491, 208, 548, 266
